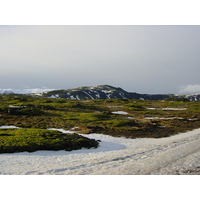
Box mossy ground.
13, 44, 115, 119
1, 95, 200, 142
0, 128, 99, 153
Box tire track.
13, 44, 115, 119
38, 130, 200, 174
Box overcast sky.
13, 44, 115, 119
1, 25, 200, 94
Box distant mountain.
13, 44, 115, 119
1, 85, 200, 101
184, 94, 200, 101
0, 88, 54, 94
0, 89, 14, 94
38, 85, 173, 100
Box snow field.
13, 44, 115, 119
1, 127, 200, 175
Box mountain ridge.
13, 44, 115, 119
1, 85, 200, 101
38, 85, 173, 100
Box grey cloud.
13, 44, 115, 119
179, 85, 200, 94
1, 25, 200, 94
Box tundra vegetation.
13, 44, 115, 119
0, 94, 200, 153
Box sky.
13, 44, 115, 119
1, 25, 200, 94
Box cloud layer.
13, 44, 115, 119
179, 85, 200, 94
1, 26, 200, 94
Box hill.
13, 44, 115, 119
39, 85, 172, 100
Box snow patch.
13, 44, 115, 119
144, 117, 183, 120
83, 91, 94, 99
146, 108, 156, 110
0, 125, 20, 129
162, 108, 187, 111
188, 118, 198, 121
119, 93, 126, 99
146, 107, 187, 111
112, 111, 128, 115
47, 128, 76, 134
8, 105, 28, 108
70, 95, 76, 100
49, 95, 59, 98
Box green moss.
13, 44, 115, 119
124, 103, 144, 111
1, 95, 200, 139
102, 119, 136, 127
0, 128, 99, 153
